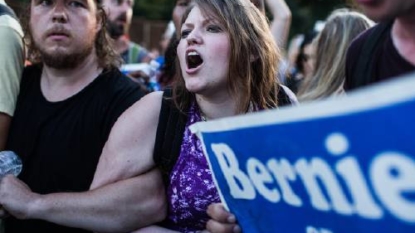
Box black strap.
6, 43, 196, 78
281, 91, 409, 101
277, 85, 293, 107
352, 22, 393, 89
268, 84, 294, 107
153, 89, 188, 185
0, 4, 17, 20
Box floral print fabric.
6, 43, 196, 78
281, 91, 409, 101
165, 101, 220, 232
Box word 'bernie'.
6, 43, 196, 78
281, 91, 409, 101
211, 133, 415, 223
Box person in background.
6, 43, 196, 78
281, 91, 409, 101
102, 0, 152, 64
0, 0, 24, 151
297, 9, 374, 101
344, 0, 415, 90
155, 20, 176, 70
255, 0, 292, 85
282, 34, 304, 83
158, 0, 195, 90
264, 0, 291, 49
0, 0, 164, 232
172, 0, 194, 31
89, 0, 296, 232
285, 29, 318, 94
0, 3, 24, 232
102, 0, 161, 92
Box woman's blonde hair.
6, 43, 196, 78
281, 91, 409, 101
297, 9, 373, 101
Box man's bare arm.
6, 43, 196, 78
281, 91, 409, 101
266, 0, 292, 49
0, 92, 166, 231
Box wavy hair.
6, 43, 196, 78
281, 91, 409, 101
22, 0, 121, 69
173, 0, 282, 114
297, 9, 374, 101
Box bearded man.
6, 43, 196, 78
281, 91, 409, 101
103, 0, 152, 64
0, 0, 165, 232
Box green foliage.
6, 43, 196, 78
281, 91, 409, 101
134, 0, 175, 20
13, 0, 358, 39
286, 0, 351, 37
133, 0, 355, 37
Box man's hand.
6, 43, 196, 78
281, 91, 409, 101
127, 70, 150, 84
126, 70, 152, 93
0, 175, 40, 219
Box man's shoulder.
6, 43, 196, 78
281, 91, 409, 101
98, 68, 145, 98
346, 22, 393, 72
348, 22, 392, 55
0, 3, 17, 20
128, 41, 148, 55
21, 65, 42, 80
0, 3, 23, 36
22, 63, 41, 72
345, 22, 394, 90
128, 41, 144, 50
99, 68, 133, 87
127, 41, 150, 63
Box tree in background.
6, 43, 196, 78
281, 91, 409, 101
11, 0, 360, 49
285, 0, 355, 38
12, 0, 357, 38
134, 0, 358, 40
134, 0, 174, 21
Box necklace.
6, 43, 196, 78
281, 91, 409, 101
199, 105, 208, 122
199, 102, 255, 122
200, 111, 208, 122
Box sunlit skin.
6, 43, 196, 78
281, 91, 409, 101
177, 6, 231, 97
302, 42, 316, 79
30, 0, 100, 67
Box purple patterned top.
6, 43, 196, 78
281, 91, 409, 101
165, 101, 220, 233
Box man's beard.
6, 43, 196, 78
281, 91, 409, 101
41, 46, 94, 69
30, 23, 97, 69
106, 14, 128, 39
33, 34, 95, 69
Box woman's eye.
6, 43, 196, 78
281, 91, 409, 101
207, 25, 222, 33
181, 29, 191, 39
177, 0, 189, 7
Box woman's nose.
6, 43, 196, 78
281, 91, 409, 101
186, 30, 202, 45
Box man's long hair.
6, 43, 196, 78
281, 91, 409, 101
22, 0, 122, 69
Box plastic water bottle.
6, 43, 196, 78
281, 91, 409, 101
0, 151, 22, 178
148, 60, 161, 91
120, 61, 161, 91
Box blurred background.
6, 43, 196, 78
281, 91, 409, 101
7, 0, 357, 53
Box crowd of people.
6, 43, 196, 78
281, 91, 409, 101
0, 0, 414, 232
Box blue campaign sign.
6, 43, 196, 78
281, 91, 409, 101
190, 73, 415, 233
